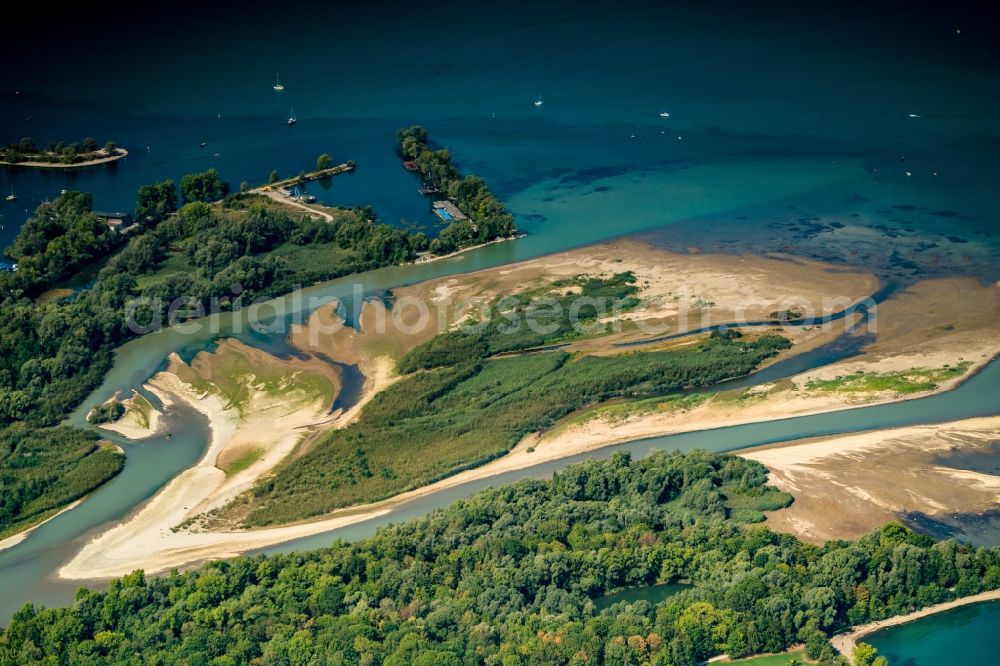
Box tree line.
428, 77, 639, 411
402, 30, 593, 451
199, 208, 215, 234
3, 449, 997, 664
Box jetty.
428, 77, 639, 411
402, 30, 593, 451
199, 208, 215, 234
258, 162, 355, 192
250, 161, 355, 222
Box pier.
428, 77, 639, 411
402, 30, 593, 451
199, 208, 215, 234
258, 162, 355, 192
251, 161, 355, 222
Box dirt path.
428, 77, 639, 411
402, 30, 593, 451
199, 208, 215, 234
254, 188, 333, 221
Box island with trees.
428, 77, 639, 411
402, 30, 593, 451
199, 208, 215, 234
0, 137, 127, 168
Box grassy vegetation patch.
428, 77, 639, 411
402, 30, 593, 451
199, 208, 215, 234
805, 362, 972, 395
239, 277, 792, 526
0, 425, 124, 538
135, 251, 198, 290
128, 393, 155, 429
222, 447, 264, 477
398, 272, 641, 372
725, 650, 808, 665
178, 344, 336, 416
570, 392, 714, 426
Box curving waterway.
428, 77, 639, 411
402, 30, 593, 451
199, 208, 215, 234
1, 263, 998, 622
2, 4, 998, 656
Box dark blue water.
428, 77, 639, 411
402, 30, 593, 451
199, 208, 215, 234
2, 1, 999, 280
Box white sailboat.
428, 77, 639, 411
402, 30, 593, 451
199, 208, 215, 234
534, 94, 543, 107
5, 187, 15, 202
273, 73, 285, 91
287, 107, 297, 125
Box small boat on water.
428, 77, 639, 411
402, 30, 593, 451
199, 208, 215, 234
273, 73, 284, 91
908, 113, 920, 118
287, 107, 297, 125
659, 111, 670, 118
5, 187, 16, 202
200, 141, 207, 148
534, 95, 543, 107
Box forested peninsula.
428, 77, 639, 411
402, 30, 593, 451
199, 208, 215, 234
397, 126, 519, 254
0, 140, 517, 540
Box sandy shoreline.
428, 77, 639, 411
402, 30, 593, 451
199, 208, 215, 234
59, 342, 385, 580
58, 355, 996, 581
0, 499, 86, 552
742, 415, 1000, 543
53, 245, 998, 580
831, 590, 1000, 655
96, 390, 164, 440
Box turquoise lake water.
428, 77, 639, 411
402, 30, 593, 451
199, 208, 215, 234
1, 1, 999, 655
3, 1, 999, 278
868, 601, 1000, 665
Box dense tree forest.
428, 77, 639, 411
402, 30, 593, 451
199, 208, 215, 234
125, 193, 422, 310
5, 191, 120, 291
397, 126, 518, 253
3, 450, 997, 665
238, 273, 792, 525
181, 169, 229, 203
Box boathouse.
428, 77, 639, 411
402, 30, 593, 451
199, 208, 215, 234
94, 210, 135, 232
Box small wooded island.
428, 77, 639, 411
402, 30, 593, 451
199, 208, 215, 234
0, 137, 127, 168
